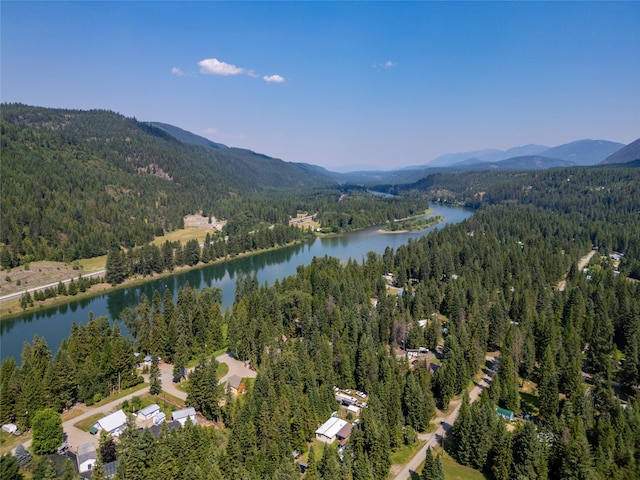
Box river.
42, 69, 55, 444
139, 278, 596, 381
0, 204, 472, 362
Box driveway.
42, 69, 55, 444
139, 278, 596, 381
13, 353, 257, 457
216, 352, 257, 384
393, 354, 500, 479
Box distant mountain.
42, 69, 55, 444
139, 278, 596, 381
484, 155, 575, 170
0, 104, 334, 261
600, 138, 640, 165
146, 122, 228, 149
428, 149, 501, 167
540, 139, 624, 166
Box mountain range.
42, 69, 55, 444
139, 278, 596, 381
427, 139, 624, 168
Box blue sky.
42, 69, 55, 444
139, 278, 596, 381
2, 2, 639, 170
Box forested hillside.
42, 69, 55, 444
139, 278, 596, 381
399, 165, 640, 279
3, 163, 639, 479
0, 104, 333, 264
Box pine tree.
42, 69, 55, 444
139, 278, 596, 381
420, 447, 444, 480
149, 355, 161, 395
1, 454, 23, 480
105, 248, 126, 285
488, 421, 512, 480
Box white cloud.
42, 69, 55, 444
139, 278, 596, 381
171, 67, 186, 76
373, 60, 395, 69
263, 74, 285, 83
203, 127, 217, 135
198, 58, 245, 76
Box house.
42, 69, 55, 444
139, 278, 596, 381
1, 423, 17, 434
226, 375, 245, 395
77, 442, 98, 473
137, 403, 160, 421
315, 417, 348, 443
172, 407, 196, 426
153, 412, 166, 425
336, 422, 353, 445
93, 409, 127, 437
497, 407, 514, 420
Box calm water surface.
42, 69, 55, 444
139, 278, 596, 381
0, 204, 472, 361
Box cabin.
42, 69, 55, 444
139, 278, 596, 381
497, 407, 514, 420
93, 409, 127, 437
315, 417, 348, 444
226, 375, 245, 395
172, 407, 196, 426
137, 404, 160, 421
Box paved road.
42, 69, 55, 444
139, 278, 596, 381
0, 270, 106, 303
393, 355, 500, 479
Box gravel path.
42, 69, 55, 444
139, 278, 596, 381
392, 355, 500, 479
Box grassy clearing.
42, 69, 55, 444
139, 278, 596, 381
412, 449, 488, 480
298, 439, 325, 464
0, 430, 32, 455
390, 440, 426, 465
74, 413, 105, 432
151, 226, 215, 246
158, 390, 187, 408
90, 382, 148, 408
76, 256, 107, 271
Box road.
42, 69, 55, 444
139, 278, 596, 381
0, 270, 106, 303
557, 249, 597, 292
393, 355, 500, 479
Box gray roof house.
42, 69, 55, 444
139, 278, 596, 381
77, 443, 97, 473
172, 407, 196, 426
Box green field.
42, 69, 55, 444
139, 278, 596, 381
413, 450, 488, 480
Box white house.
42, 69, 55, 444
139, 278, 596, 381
93, 409, 127, 437
77, 442, 98, 473
137, 404, 160, 421
171, 407, 196, 426
315, 417, 348, 444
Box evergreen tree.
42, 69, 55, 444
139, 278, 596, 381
149, 355, 161, 395
420, 447, 444, 480
0, 454, 23, 480
105, 248, 127, 285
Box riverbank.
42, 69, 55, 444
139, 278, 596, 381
0, 238, 312, 321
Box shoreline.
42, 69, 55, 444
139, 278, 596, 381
0, 238, 312, 322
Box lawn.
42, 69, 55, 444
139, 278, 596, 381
0, 429, 32, 455
74, 413, 105, 432
91, 382, 148, 408
390, 440, 426, 465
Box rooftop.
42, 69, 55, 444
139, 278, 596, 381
95, 409, 127, 433
172, 407, 196, 420
316, 417, 348, 439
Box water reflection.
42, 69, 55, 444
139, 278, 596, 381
1, 204, 472, 361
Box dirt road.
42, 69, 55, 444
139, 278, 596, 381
557, 249, 597, 292
392, 355, 500, 479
